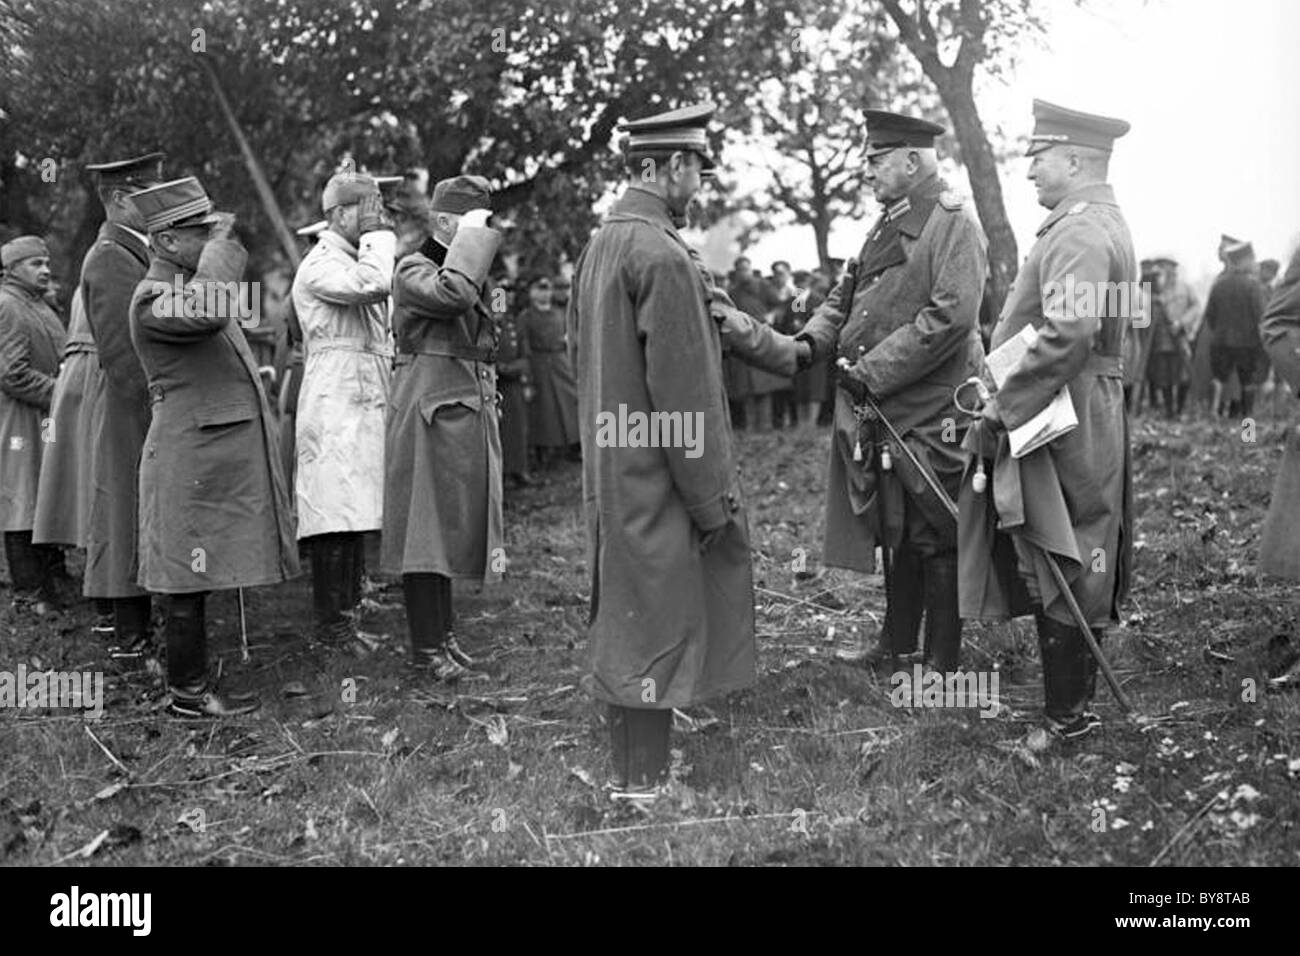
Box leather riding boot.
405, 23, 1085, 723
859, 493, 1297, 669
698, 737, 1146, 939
922, 554, 962, 672
4, 531, 55, 613
164, 592, 208, 691
110, 594, 154, 659
607, 704, 671, 794
309, 536, 336, 627
1035, 611, 1095, 734
404, 573, 467, 680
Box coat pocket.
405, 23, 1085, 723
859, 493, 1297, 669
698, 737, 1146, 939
195, 400, 257, 429
417, 385, 482, 425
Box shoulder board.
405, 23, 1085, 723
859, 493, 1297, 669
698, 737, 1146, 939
1067, 201, 1089, 215
938, 191, 965, 211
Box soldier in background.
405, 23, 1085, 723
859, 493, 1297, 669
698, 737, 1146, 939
1154, 254, 1199, 417
521, 275, 580, 467
1204, 238, 1267, 418
0, 236, 67, 615
494, 274, 534, 489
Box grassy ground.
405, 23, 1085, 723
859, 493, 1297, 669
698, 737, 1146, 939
2, 402, 1299, 866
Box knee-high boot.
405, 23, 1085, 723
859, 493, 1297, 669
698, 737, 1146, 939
922, 554, 962, 671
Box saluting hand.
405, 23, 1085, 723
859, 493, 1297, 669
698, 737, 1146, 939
356, 193, 394, 235
461, 208, 491, 230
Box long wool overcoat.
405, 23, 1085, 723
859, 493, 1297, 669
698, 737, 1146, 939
32, 288, 100, 547
381, 227, 504, 581
129, 239, 299, 593
958, 183, 1135, 628
567, 187, 799, 710
0, 279, 65, 531
82, 222, 153, 597
798, 175, 987, 572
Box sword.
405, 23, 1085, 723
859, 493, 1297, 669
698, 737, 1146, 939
237, 587, 250, 662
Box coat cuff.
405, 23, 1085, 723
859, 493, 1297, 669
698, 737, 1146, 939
443, 226, 501, 288
686, 485, 741, 533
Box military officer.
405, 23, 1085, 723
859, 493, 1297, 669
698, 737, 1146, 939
0, 236, 67, 614
382, 175, 503, 681
961, 100, 1135, 740
77, 152, 166, 655
568, 104, 809, 797
129, 177, 299, 717
797, 110, 987, 673
291, 163, 395, 646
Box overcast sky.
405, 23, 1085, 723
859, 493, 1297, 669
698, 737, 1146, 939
734, 0, 1300, 293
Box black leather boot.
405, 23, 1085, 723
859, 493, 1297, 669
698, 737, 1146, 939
403, 573, 469, 680
842, 544, 924, 667
164, 592, 259, 718
922, 554, 962, 672
4, 531, 55, 615
310, 536, 351, 642
1035, 611, 1099, 738
109, 594, 154, 660
607, 704, 671, 797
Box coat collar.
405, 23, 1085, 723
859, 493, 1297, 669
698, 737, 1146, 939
99, 221, 151, 267
318, 229, 358, 257
610, 186, 676, 230
0, 276, 46, 301
894, 173, 944, 239
1036, 182, 1117, 237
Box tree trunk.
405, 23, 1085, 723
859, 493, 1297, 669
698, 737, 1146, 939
935, 75, 1018, 319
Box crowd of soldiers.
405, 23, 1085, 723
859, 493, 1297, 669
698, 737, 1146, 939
1125, 240, 1286, 420
2, 96, 1299, 799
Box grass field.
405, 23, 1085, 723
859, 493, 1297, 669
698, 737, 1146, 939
2, 405, 1299, 866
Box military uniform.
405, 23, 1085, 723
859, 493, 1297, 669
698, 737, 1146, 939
31, 288, 100, 550
570, 104, 806, 794
129, 177, 299, 718
958, 100, 1135, 739
521, 301, 580, 453
798, 111, 987, 671
494, 302, 533, 481
382, 175, 502, 680
0, 236, 67, 605
1204, 239, 1267, 416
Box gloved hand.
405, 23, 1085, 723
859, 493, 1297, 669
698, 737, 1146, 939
356, 192, 393, 235
835, 357, 870, 405
980, 396, 1005, 432
461, 208, 491, 229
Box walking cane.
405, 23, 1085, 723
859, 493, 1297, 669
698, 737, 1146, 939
237, 587, 250, 662
952, 376, 1136, 717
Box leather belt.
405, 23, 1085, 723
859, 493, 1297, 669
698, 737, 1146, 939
395, 344, 495, 364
